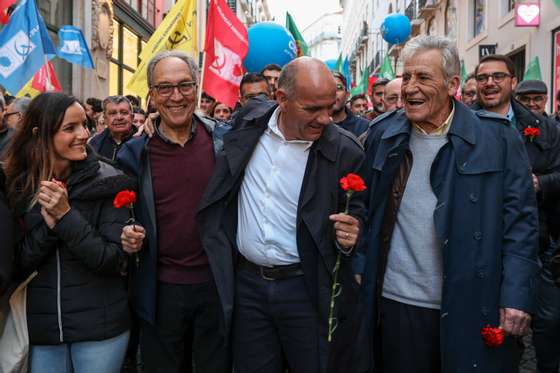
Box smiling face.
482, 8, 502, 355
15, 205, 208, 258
52, 102, 88, 166
476, 60, 517, 114
276, 60, 336, 142
104, 101, 133, 137
402, 49, 459, 129
150, 57, 197, 129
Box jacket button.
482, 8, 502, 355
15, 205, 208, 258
473, 231, 482, 240
477, 270, 485, 279
469, 193, 478, 203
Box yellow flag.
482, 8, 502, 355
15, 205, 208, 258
126, 0, 197, 99
16, 78, 41, 98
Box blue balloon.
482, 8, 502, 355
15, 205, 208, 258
381, 13, 411, 45
244, 22, 297, 73
324, 59, 338, 70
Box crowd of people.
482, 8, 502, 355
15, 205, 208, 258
1, 34, 560, 373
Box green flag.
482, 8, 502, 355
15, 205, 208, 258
554, 0, 560, 9
334, 53, 343, 72
460, 59, 468, 85
286, 12, 309, 57
379, 54, 395, 80
350, 66, 369, 96
524, 57, 542, 81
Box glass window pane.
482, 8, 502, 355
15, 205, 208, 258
112, 19, 120, 60
123, 27, 138, 68
474, 0, 485, 37
110, 62, 120, 95
122, 69, 136, 97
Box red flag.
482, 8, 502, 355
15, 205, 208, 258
0, 0, 17, 24
31, 61, 62, 93
202, 0, 248, 109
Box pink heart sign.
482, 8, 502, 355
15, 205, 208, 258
515, 2, 540, 27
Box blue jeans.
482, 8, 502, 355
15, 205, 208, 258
29, 331, 130, 373
533, 243, 560, 373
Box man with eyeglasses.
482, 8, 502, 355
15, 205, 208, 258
516, 80, 548, 116
89, 95, 134, 161
117, 50, 231, 373
473, 54, 560, 373
4, 97, 30, 131
461, 74, 477, 106
331, 71, 369, 137
382, 77, 403, 112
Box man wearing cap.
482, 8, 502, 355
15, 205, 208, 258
516, 80, 549, 116
331, 71, 369, 137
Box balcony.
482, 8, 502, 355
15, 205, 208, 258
418, 0, 439, 19
404, 0, 424, 36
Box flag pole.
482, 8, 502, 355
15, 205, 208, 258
198, 51, 206, 107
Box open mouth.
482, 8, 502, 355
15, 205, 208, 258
406, 98, 425, 107
167, 105, 187, 113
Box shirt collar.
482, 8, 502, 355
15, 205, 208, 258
267, 107, 314, 150
155, 116, 198, 145
506, 103, 515, 122
412, 101, 455, 136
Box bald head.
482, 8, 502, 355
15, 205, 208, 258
383, 77, 403, 111
278, 57, 336, 99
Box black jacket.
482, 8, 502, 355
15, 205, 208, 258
18, 149, 135, 345
472, 100, 560, 246
197, 103, 369, 373
335, 108, 370, 137
89, 127, 133, 161
0, 169, 14, 295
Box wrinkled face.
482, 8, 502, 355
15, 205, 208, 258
350, 98, 368, 116
199, 97, 215, 114
150, 57, 197, 129
332, 76, 349, 113
53, 103, 88, 163
132, 113, 146, 128
402, 49, 458, 126
104, 101, 133, 136
213, 103, 231, 121
240, 81, 270, 106
517, 93, 547, 115
262, 69, 280, 95
383, 78, 403, 111
476, 60, 517, 110
276, 68, 336, 142
4, 102, 23, 129
461, 78, 477, 106
370, 85, 385, 111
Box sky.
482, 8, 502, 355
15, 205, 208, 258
267, 0, 340, 31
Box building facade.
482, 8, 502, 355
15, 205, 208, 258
302, 10, 343, 62
228, 0, 271, 27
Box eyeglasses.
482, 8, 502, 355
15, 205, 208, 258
462, 91, 477, 98
384, 95, 401, 104
152, 81, 197, 97
4, 111, 20, 119
475, 72, 512, 84
517, 95, 546, 104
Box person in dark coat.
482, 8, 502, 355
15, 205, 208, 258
117, 50, 231, 373
197, 57, 368, 373
0, 168, 14, 296
89, 95, 134, 161
473, 54, 560, 373
331, 71, 369, 137
356, 36, 539, 373
2, 92, 134, 373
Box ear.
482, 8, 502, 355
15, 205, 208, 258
447, 75, 461, 97
276, 88, 289, 110
511, 76, 518, 91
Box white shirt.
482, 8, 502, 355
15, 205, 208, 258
236, 108, 312, 266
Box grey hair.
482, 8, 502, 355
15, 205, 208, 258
102, 95, 132, 113
11, 97, 31, 114
146, 50, 199, 87
401, 35, 460, 80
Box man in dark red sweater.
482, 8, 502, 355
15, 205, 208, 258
118, 50, 231, 373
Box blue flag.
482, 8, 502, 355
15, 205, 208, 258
0, 0, 55, 94
57, 25, 94, 69
342, 57, 352, 90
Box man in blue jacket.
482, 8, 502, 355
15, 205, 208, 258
357, 35, 539, 373
118, 50, 231, 373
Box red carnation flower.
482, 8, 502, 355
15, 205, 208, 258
523, 127, 540, 142
481, 325, 504, 347
113, 190, 137, 209
339, 173, 366, 192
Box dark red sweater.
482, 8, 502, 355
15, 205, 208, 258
149, 124, 214, 284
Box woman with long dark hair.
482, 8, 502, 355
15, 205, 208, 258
3, 92, 134, 373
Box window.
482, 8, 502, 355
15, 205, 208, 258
110, 20, 143, 96
473, 0, 486, 38
445, 0, 457, 41
508, 0, 516, 11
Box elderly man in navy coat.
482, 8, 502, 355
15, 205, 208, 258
356, 35, 539, 373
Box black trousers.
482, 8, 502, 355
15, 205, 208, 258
380, 297, 441, 373
140, 281, 230, 373
233, 267, 321, 373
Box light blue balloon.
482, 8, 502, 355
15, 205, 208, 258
381, 13, 411, 45
244, 22, 297, 73
324, 59, 338, 70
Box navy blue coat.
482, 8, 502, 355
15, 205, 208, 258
357, 102, 539, 372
